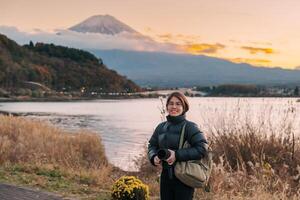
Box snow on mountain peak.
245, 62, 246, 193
69, 15, 140, 35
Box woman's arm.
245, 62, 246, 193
148, 122, 164, 166
175, 122, 208, 162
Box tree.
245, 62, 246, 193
294, 86, 299, 96
29, 41, 34, 48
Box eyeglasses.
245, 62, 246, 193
167, 102, 183, 107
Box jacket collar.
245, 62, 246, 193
166, 114, 186, 124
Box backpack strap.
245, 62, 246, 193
178, 122, 187, 149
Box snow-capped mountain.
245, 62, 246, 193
69, 14, 140, 35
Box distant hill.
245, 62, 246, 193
0, 34, 140, 92
91, 49, 300, 87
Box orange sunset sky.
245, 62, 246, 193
1, 0, 300, 69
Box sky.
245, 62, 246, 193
1, 0, 300, 69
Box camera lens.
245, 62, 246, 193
157, 149, 170, 160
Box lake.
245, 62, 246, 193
0, 97, 299, 171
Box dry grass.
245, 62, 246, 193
0, 115, 114, 197
133, 144, 160, 197
205, 102, 300, 199
0, 115, 107, 168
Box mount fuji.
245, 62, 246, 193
69, 14, 140, 36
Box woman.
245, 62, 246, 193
148, 92, 208, 200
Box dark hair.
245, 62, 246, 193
166, 92, 189, 114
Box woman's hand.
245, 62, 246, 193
154, 155, 161, 166
166, 149, 176, 165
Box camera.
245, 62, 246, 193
157, 148, 173, 179
157, 149, 171, 160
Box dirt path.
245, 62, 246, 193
0, 183, 75, 200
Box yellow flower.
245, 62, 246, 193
111, 176, 149, 200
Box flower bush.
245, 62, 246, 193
112, 176, 149, 200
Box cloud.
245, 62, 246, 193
229, 40, 272, 46
156, 33, 173, 42
241, 46, 275, 54
143, 27, 153, 33
228, 57, 271, 66
180, 43, 226, 54
0, 26, 179, 53
142, 30, 203, 44
250, 41, 272, 46
0, 26, 226, 57
155, 33, 202, 44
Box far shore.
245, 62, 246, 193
0, 94, 159, 103
0, 95, 300, 104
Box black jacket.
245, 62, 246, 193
148, 114, 208, 168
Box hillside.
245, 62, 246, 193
0, 34, 140, 93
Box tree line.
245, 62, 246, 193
195, 84, 300, 97
0, 34, 140, 93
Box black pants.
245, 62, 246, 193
160, 168, 194, 200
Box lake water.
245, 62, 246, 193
0, 97, 299, 171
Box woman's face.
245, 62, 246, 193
167, 96, 184, 116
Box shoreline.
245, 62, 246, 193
0, 96, 300, 103
0, 95, 160, 103
0, 110, 20, 116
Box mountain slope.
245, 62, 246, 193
91, 49, 300, 87
69, 15, 140, 35
0, 34, 141, 92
